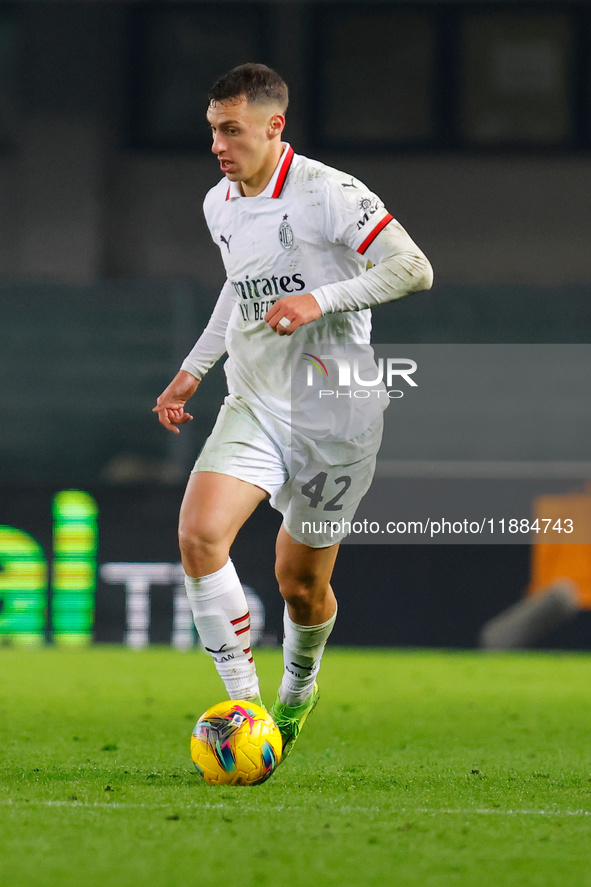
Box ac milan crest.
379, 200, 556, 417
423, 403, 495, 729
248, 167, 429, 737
279, 214, 294, 250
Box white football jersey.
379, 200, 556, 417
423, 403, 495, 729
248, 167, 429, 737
184, 143, 420, 425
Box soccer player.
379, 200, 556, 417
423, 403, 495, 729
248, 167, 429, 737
154, 64, 432, 763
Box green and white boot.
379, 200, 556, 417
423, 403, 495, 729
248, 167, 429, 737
270, 683, 319, 763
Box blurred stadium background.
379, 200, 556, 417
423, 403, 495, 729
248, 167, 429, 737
2, 0, 591, 650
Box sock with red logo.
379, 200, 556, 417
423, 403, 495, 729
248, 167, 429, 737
184, 559, 260, 702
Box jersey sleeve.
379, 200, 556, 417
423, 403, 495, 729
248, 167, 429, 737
322, 174, 395, 256
180, 280, 236, 380
312, 174, 433, 314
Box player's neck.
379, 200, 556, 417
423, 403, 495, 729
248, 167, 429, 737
240, 141, 285, 197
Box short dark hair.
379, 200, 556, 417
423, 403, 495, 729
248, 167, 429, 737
208, 63, 288, 111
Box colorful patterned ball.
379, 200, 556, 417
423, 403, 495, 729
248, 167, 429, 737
190, 700, 282, 786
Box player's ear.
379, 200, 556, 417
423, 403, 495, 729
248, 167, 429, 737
268, 113, 285, 139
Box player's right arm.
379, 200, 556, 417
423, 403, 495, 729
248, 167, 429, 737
153, 279, 236, 433
153, 370, 199, 434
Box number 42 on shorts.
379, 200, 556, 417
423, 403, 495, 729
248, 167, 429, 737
301, 472, 352, 511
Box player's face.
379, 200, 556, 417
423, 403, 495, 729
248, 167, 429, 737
207, 97, 284, 194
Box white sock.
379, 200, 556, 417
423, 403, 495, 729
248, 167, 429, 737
279, 604, 337, 706
185, 559, 260, 701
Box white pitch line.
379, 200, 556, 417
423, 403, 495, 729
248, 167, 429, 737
0, 799, 589, 817
411, 807, 591, 818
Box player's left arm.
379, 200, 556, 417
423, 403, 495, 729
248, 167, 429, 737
266, 183, 432, 335
312, 217, 433, 315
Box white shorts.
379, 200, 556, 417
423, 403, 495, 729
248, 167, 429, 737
192, 394, 383, 547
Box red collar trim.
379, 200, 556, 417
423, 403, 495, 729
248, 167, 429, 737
224, 145, 294, 201
270, 144, 294, 199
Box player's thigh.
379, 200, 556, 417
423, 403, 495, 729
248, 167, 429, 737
193, 396, 287, 501
181, 395, 287, 547
179, 470, 268, 548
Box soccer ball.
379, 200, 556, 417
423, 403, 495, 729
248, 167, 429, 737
190, 700, 282, 786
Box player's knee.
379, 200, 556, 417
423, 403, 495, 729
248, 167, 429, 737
278, 581, 316, 611
178, 519, 228, 570
275, 563, 321, 610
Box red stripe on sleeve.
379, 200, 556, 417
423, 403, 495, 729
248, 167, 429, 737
357, 213, 394, 255
271, 145, 295, 198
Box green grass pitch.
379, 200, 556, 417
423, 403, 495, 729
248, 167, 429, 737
1, 646, 590, 887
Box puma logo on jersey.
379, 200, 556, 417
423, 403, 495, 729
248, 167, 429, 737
342, 177, 357, 188
220, 234, 232, 253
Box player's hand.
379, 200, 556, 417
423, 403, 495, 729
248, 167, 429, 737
265, 293, 322, 336
153, 370, 200, 434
